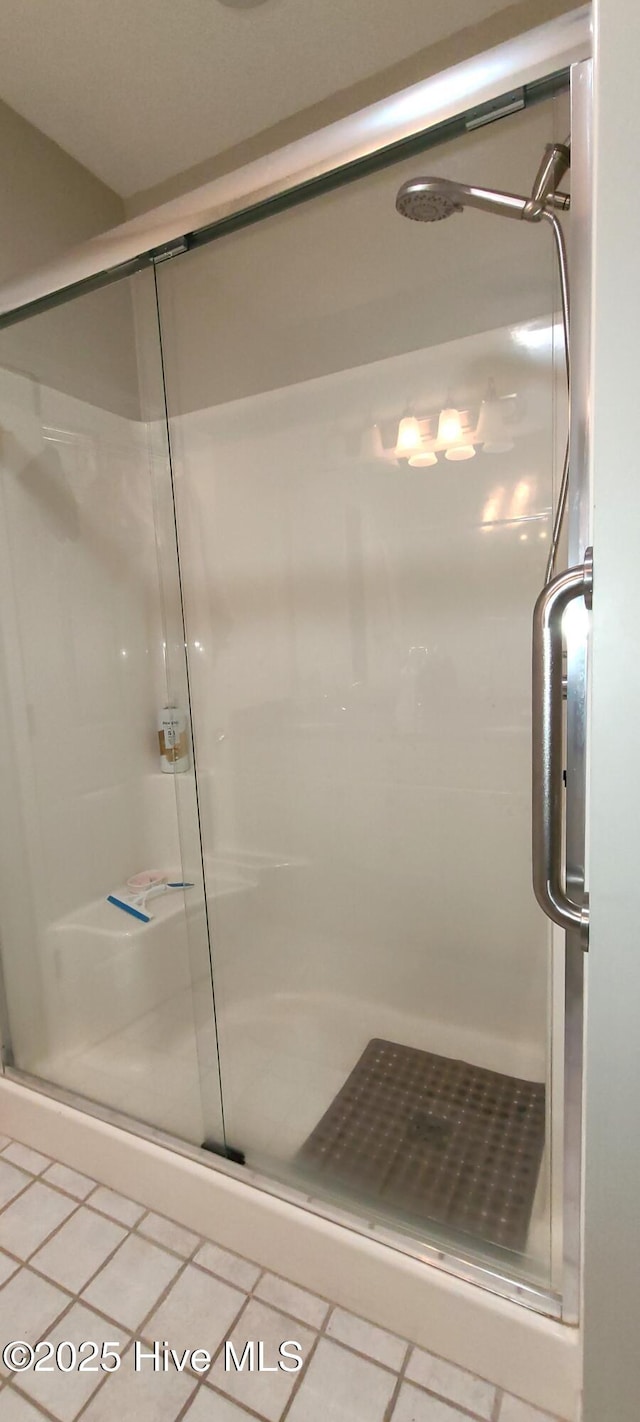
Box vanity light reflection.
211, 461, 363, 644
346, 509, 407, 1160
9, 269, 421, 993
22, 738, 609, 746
390, 381, 518, 466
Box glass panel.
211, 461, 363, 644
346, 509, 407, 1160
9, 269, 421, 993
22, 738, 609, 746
156, 90, 571, 1293
0, 272, 224, 1149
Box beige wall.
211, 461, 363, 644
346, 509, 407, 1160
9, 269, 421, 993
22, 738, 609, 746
126, 0, 575, 217
0, 97, 142, 417
0, 96, 123, 285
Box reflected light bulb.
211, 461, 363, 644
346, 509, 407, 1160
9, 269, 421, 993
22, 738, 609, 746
437, 406, 464, 445
396, 416, 422, 454
445, 444, 476, 461
509, 479, 530, 519
481, 487, 505, 525
476, 388, 514, 454
408, 450, 438, 468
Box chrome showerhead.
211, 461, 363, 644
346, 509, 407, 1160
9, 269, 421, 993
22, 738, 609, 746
396, 176, 529, 224
396, 172, 570, 226
396, 183, 463, 223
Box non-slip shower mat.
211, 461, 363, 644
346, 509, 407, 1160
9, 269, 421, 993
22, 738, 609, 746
298, 1038, 546, 1252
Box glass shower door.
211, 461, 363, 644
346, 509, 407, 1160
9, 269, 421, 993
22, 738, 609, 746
0, 271, 226, 1152
155, 88, 569, 1294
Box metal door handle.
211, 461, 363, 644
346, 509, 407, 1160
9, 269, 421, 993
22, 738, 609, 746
532, 548, 592, 945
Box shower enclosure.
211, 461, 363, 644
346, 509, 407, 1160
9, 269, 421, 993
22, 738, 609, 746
0, 11, 592, 1324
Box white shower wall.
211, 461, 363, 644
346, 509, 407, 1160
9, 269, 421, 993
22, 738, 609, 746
150, 304, 564, 1282
168, 326, 559, 1037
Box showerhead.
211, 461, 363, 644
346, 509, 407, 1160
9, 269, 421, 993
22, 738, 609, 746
396, 183, 463, 223
396, 176, 529, 224
396, 172, 570, 226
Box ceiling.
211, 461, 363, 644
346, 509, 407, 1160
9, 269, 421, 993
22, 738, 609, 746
0, 0, 520, 197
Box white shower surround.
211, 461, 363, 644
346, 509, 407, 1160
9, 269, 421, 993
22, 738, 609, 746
0, 315, 564, 1284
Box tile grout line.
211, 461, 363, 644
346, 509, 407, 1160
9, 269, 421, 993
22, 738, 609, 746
383, 1339, 412, 1421
10, 1195, 86, 1268
8, 1284, 128, 1421
305, 1329, 408, 1383
203, 1272, 337, 1422
0, 1145, 51, 1176
67, 1256, 201, 1422
382, 1343, 508, 1422
0, 1171, 51, 1218
400, 1338, 505, 1422
134, 1208, 203, 1262
204, 1380, 282, 1422
15, 1199, 146, 1295
4, 1288, 88, 1410
200, 1259, 419, 1376
277, 1314, 328, 1422
93, 1234, 267, 1388
0, 1165, 103, 1227
199, 1292, 281, 1418
173, 1381, 208, 1422
2, 1163, 200, 1293
7, 1377, 67, 1422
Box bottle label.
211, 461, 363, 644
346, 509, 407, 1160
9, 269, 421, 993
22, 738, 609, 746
158, 728, 188, 762
158, 709, 188, 767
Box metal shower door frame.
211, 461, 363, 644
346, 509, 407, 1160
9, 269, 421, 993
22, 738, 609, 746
0, 9, 593, 1323
560, 54, 593, 1326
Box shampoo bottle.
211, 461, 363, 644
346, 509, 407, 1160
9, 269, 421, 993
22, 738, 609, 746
158, 705, 189, 773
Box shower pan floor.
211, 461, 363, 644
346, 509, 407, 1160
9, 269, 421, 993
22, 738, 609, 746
32, 986, 553, 1274
210, 990, 553, 1280
297, 1037, 546, 1253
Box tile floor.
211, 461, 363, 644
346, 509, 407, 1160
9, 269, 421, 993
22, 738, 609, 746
0, 1135, 566, 1422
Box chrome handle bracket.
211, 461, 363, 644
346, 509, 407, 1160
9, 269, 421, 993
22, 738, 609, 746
532, 548, 592, 948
